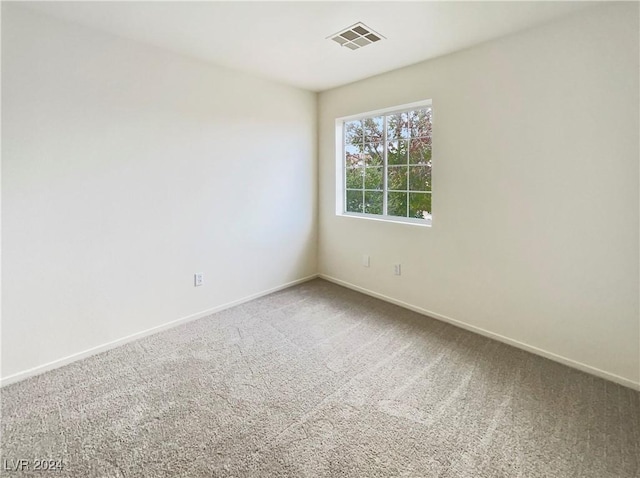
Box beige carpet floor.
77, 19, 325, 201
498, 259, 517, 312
1, 279, 638, 477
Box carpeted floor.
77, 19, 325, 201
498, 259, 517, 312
1, 279, 638, 477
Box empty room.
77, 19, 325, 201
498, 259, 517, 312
1, 1, 638, 476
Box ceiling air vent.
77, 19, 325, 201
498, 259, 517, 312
329, 22, 384, 50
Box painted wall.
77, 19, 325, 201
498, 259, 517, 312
318, 3, 639, 387
2, 6, 317, 379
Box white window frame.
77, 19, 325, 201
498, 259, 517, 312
335, 99, 433, 227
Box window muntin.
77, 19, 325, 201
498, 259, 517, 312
342, 103, 432, 225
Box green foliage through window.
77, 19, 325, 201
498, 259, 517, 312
344, 105, 432, 222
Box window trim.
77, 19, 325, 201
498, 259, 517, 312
335, 99, 433, 227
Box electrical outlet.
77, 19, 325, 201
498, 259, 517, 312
362, 255, 370, 267
394, 264, 401, 276
194, 272, 204, 287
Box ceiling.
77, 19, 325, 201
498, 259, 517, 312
18, 1, 596, 92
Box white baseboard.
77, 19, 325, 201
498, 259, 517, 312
319, 274, 640, 391
1, 274, 319, 387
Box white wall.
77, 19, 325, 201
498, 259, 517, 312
1, 6, 317, 380
318, 3, 640, 387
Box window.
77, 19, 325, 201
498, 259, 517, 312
338, 100, 432, 226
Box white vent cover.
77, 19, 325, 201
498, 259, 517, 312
329, 22, 384, 50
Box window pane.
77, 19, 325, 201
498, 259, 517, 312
345, 120, 363, 146
363, 142, 383, 166
365, 167, 383, 190
409, 138, 431, 165
387, 166, 408, 191
363, 116, 384, 143
388, 192, 408, 217
364, 191, 383, 215
408, 165, 431, 192
386, 112, 409, 140
346, 190, 363, 213
409, 108, 432, 138
409, 192, 431, 219
388, 140, 408, 165
346, 166, 364, 189
345, 143, 364, 166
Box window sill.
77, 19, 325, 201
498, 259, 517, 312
338, 212, 432, 227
